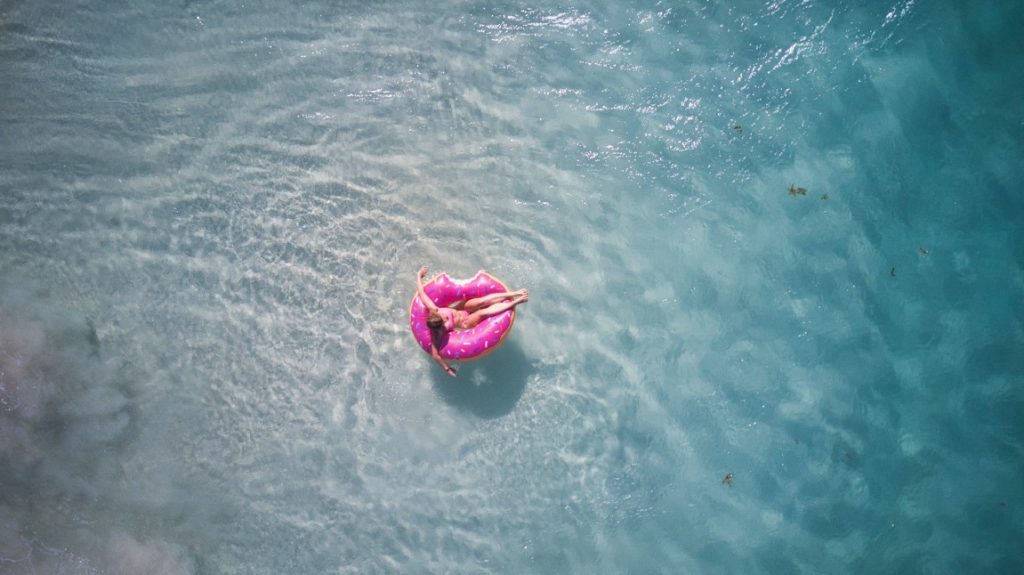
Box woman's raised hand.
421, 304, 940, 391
418, 266, 428, 278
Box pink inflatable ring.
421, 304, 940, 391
409, 271, 516, 361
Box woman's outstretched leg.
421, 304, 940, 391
464, 294, 528, 327
463, 289, 527, 311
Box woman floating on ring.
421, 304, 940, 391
412, 267, 528, 377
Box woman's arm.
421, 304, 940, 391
416, 267, 439, 313
431, 348, 457, 377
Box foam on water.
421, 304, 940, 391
1, 0, 1022, 573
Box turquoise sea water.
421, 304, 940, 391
2, 1, 1022, 573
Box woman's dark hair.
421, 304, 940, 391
426, 312, 443, 329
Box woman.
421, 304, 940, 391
416, 266, 528, 377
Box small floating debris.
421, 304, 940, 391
788, 184, 807, 196
722, 472, 734, 488
918, 246, 929, 256
732, 124, 743, 133
820, 192, 829, 200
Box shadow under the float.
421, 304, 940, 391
430, 340, 533, 419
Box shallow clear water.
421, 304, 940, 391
1, 1, 1022, 573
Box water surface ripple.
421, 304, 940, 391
1, 1, 1022, 573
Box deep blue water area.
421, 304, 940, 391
1, 1, 1022, 573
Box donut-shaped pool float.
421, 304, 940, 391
409, 271, 516, 361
